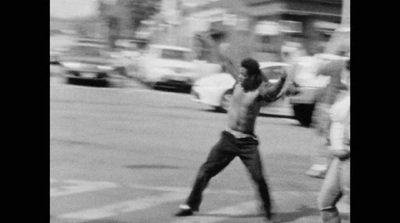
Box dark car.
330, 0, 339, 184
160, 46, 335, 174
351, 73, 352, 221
59, 40, 126, 86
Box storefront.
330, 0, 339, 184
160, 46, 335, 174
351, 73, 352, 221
245, 0, 343, 60
185, 0, 345, 63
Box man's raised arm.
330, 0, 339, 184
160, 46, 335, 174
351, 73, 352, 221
195, 33, 239, 81
258, 71, 288, 102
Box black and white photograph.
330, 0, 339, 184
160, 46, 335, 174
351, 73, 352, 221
50, 0, 350, 222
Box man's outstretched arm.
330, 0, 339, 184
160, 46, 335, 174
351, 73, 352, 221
258, 73, 287, 102
195, 33, 239, 81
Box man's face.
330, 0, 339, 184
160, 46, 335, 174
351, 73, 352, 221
238, 67, 249, 83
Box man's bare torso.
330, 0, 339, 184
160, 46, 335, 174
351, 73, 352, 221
227, 83, 262, 134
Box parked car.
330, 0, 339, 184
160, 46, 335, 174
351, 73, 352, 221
191, 62, 292, 114
191, 57, 348, 126
136, 45, 196, 91
58, 39, 127, 86
50, 34, 74, 65
50, 47, 68, 65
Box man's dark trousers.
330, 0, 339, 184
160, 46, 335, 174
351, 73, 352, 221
185, 131, 272, 217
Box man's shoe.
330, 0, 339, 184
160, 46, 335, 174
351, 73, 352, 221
264, 212, 281, 223
174, 204, 194, 217
265, 215, 281, 223
175, 208, 193, 216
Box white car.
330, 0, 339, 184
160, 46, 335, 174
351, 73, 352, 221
191, 62, 294, 116
287, 53, 349, 126
137, 45, 197, 91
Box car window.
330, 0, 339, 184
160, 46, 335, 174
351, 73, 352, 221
160, 49, 190, 61
67, 45, 104, 57
261, 66, 286, 82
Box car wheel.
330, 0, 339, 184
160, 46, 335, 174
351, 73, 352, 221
292, 103, 315, 127
218, 90, 233, 112
65, 77, 73, 84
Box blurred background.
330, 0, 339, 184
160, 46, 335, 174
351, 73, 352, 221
50, 1, 350, 223
50, 0, 350, 124
50, 0, 350, 63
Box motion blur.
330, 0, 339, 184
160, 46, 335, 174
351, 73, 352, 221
50, 1, 350, 223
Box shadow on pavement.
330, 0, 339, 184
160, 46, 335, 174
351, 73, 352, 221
194, 205, 328, 222
196, 213, 263, 218
67, 78, 110, 87
153, 86, 192, 94
82, 220, 129, 223
276, 205, 320, 222
258, 113, 295, 120
123, 164, 180, 170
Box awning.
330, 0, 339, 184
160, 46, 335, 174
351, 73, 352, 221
254, 21, 280, 35
314, 21, 340, 30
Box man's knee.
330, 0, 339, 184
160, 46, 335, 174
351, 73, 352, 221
198, 163, 222, 179
250, 170, 266, 185
317, 195, 336, 212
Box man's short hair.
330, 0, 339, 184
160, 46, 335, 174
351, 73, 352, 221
241, 58, 261, 77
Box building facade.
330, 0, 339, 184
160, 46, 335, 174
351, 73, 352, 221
183, 0, 345, 62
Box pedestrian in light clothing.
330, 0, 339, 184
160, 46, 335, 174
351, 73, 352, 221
317, 58, 350, 223
174, 32, 287, 223
306, 54, 349, 178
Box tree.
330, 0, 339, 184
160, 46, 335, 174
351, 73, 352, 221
98, 0, 121, 48
117, 0, 161, 33
98, 0, 161, 48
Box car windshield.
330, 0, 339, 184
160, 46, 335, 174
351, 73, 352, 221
67, 45, 105, 57
262, 66, 286, 82
160, 49, 189, 61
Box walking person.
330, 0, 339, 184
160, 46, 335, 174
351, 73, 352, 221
306, 53, 349, 178
174, 33, 287, 222
317, 58, 350, 223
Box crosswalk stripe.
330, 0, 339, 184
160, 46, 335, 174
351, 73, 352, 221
170, 191, 320, 223
50, 179, 118, 197
58, 192, 187, 221
51, 179, 348, 222
171, 201, 259, 223
129, 184, 253, 195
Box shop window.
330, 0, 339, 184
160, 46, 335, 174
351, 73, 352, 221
257, 35, 279, 53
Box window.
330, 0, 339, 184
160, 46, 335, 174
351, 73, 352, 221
261, 66, 286, 82
67, 45, 103, 57
161, 49, 190, 61
257, 35, 279, 53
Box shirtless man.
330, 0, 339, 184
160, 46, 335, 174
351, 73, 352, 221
174, 33, 287, 222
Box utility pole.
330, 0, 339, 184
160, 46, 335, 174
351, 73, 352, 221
341, 0, 350, 26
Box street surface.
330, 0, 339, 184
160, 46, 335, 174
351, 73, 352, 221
50, 75, 350, 223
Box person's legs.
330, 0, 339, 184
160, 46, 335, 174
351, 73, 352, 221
317, 158, 342, 223
238, 138, 273, 219
340, 158, 350, 205
306, 139, 332, 178
183, 132, 236, 212
307, 103, 332, 178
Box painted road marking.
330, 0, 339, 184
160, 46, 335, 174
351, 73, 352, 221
171, 200, 259, 223
51, 180, 348, 222
50, 179, 118, 197
129, 184, 253, 195
58, 192, 187, 221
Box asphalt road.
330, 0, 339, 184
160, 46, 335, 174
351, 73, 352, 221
50, 76, 349, 223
